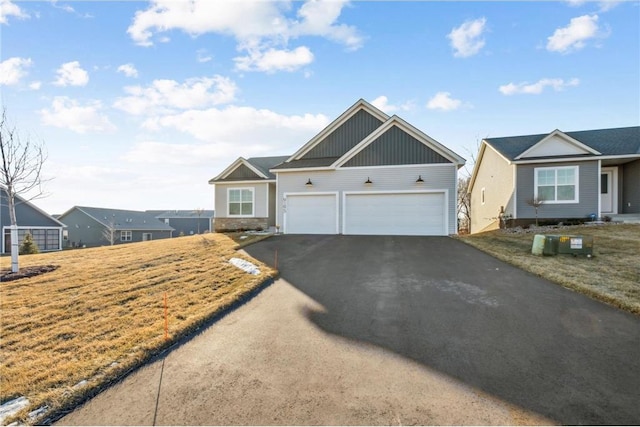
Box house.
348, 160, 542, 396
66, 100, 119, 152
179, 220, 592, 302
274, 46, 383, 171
58, 206, 174, 247
468, 126, 640, 233
210, 99, 466, 236
1, 186, 66, 253
147, 210, 215, 235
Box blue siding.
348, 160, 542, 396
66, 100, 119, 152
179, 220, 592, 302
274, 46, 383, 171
622, 159, 640, 213
1, 189, 61, 228
223, 164, 262, 181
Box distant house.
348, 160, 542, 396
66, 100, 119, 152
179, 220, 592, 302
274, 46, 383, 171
58, 206, 174, 247
147, 210, 215, 236
1, 186, 65, 253
468, 126, 640, 233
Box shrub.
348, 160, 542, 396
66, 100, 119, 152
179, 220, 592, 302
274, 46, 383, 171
19, 233, 40, 255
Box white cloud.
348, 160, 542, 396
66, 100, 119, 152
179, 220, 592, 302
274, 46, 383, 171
0, 0, 29, 24
122, 141, 228, 166
29, 81, 42, 90
426, 92, 464, 111
113, 75, 237, 115
196, 49, 213, 63
499, 78, 580, 95
547, 14, 601, 53
235, 46, 314, 73
117, 63, 139, 78
141, 105, 329, 147
565, 0, 621, 12
53, 61, 89, 86
40, 97, 116, 133
127, 0, 362, 73
0, 57, 32, 85
371, 96, 414, 114
447, 17, 487, 58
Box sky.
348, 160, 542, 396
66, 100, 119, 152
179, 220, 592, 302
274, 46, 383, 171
1, 0, 639, 215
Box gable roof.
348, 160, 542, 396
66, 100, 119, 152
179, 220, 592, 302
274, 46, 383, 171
1, 186, 66, 228
485, 126, 640, 161
209, 155, 288, 183
60, 206, 174, 231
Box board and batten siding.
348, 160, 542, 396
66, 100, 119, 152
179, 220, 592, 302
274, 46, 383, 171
516, 160, 598, 219
301, 110, 383, 159
276, 164, 457, 234
470, 145, 515, 234
214, 182, 270, 218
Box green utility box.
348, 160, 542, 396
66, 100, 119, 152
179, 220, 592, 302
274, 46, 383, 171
541, 234, 593, 257
556, 235, 594, 257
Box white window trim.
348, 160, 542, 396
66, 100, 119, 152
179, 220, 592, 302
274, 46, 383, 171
121, 230, 132, 241
534, 165, 579, 204
227, 187, 255, 217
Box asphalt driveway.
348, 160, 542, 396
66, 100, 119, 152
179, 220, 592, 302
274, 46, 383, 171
59, 235, 640, 425
243, 235, 640, 425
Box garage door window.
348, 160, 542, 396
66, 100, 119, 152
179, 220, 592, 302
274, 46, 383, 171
228, 188, 254, 216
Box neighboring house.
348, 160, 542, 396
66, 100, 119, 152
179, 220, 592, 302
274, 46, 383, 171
1, 186, 65, 253
468, 126, 640, 233
58, 206, 174, 247
147, 210, 215, 235
210, 99, 466, 236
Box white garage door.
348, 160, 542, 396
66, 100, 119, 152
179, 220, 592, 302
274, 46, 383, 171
285, 194, 338, 234
344, 192, 446, 236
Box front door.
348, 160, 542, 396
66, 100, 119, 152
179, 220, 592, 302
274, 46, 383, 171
600, 168, 617, 214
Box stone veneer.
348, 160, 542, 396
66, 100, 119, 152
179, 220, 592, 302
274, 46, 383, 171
214, 217, 269, 232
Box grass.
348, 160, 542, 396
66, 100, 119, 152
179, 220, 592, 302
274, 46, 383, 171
0, 233, 275, 425
459, 223, 640, 315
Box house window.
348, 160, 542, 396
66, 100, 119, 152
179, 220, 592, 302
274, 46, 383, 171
228, 188, 254, 216
535, 166, 579, 203
142, 233, 152, 241
121, 230, 132, 241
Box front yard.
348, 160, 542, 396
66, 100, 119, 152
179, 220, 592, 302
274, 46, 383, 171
0, 234, 275, 425
459, 223, 640, 315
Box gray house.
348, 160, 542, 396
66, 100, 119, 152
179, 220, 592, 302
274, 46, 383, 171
58, 206, 174, 247
147, 210, 215, 235
1, 186, 65, 253
210, 99, 466, 236
469, 126, 640, 233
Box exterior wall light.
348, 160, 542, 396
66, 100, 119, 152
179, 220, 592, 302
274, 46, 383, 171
416, 175, 424, 183
305, 178, 313, 187
365, 177, 373, 185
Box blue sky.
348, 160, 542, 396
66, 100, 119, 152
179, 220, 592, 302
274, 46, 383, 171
1, 0, 638, 214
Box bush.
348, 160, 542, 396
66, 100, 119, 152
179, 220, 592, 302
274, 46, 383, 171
20, 233, 40, 255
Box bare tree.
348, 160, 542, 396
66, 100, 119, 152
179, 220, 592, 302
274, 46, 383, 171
457, 176, 471, 233
526, 197, 545, 227
194, 208, 204, 234
101, 215, 119, 245
0, 109, 47, 272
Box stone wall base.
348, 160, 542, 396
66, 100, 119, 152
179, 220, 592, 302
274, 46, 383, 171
214, 217, 268, 232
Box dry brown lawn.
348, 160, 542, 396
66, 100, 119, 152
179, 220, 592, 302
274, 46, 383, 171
0, 234, 275, 425
459, 223, 640, 315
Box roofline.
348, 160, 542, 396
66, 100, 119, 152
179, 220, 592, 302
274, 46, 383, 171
59, 206, 175, 230
286, 99, 390, 162
271, 167, 334, 173
332, 115, 466, 168
210, 157, 269, 183
1, 185, 67, 227
514, 129, 601, 160
513, 153, 640, 165
211, 179, 276, 184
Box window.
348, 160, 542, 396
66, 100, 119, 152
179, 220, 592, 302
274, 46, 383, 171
142, 233, 152, 241
228, 188, 254, 216
535, 166, 579, 203
121, 230, 132, 241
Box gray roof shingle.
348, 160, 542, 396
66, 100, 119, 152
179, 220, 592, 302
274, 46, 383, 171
74, 207, 174, 231
270, 157, 340, 170
246, 156, 289, 179
485, 126, 640, 161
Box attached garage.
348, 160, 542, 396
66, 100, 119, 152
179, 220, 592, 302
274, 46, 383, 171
343, 191, 447, 236
284, 193, 338, 234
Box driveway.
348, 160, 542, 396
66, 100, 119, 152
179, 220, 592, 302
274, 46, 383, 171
59, 235, 640, 425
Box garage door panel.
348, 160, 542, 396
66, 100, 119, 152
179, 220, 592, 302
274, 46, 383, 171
345, 193, 445, 236
286, 194, 337, 234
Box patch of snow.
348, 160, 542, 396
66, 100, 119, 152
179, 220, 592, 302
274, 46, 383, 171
229, 257, 260, 275
0, 397, 29, 425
